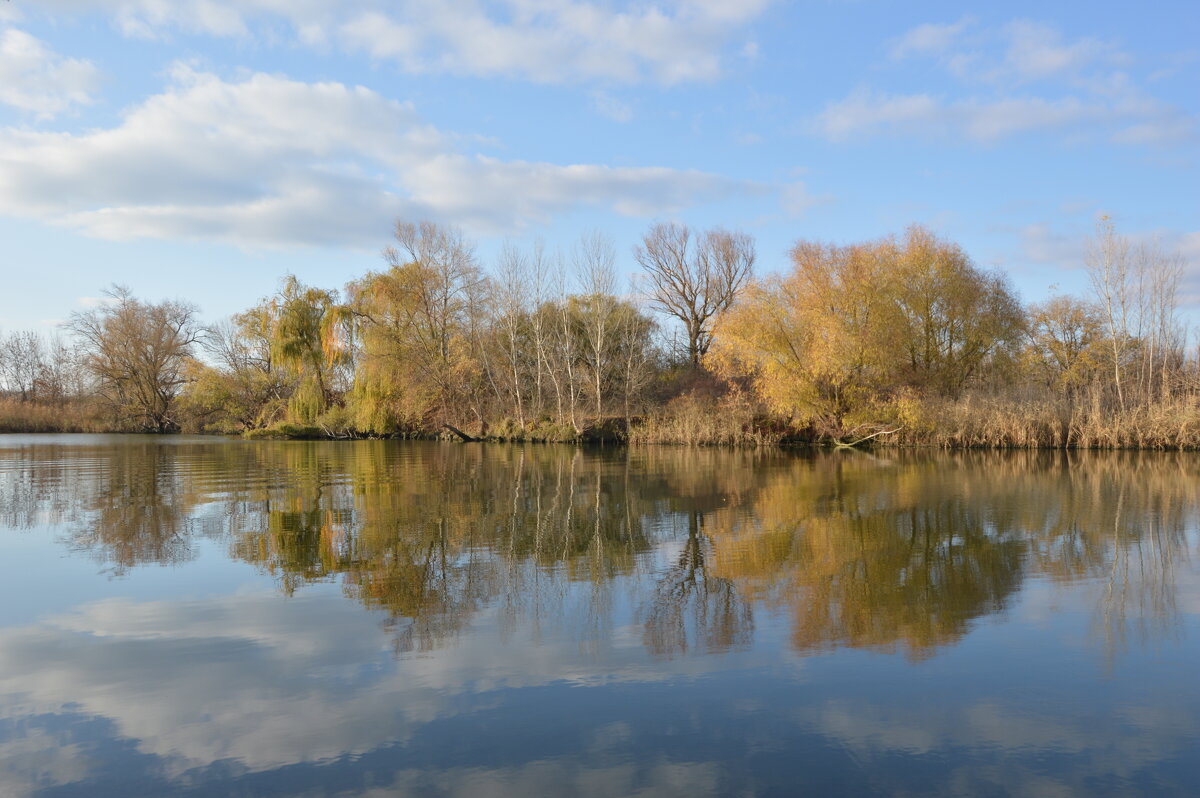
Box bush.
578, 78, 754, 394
243, 422, 326, 440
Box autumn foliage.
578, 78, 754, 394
2, 218, 1196, 447
709, 226, 1024, 441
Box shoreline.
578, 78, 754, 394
6, 427, 1200, 453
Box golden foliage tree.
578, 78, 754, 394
707, 239, 904, 437
889, 226, 1024, 396
1023, 295, 1103, 392
344, 221, 485, 433
708, 226, 1023, 439
267, 276, 347, 423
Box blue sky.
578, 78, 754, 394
0, 0, 1196, 330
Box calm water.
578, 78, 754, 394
0, 436, 1197, 797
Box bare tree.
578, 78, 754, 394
1084, 218, 1187, 408
1130, 236, 1185, 400
493, 242, 531, 427
528, 239, 554, 416
574, 230, 619, 418
546, 252, 580, 429
616, 285, 658, 422
0, 330, 45, 401
1085, 217, 1133, 411
634, 222, 755, 368
38, 332, 87, 402
67, 285, 204, 432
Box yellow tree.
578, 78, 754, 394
709, 227, 1023, 440
266, 276, 347, 424
707, 240, 902, 439
344, 220, 485, 433
1023, 295, 1103, 392
890, 226, 1024, 396
184, 302, 301, 431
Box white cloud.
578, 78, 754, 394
825, 19, 1196, 145
76, 296, 117, 308
1021, 222, 1200, 307
1148, 49, 1200, 83
780, 181, 828, 217
29, 0, 771, 85
0, 27, 99, 117
1178, 232, 1200, 262
993, 20, 1127, 87
893, 18, 1127, 88
890, 17, 974, 60
1022, 222, 1200, 268
0, 68, 755, 248
960, 96, 1112, 140
814, 88, 1194, 144
590, 90, 633, 123
1020, 222, 1085, 266
808, 695, 1200, 794
1110, 113, 1199, 145
815, 89, 942, 141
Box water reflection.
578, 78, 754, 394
641, 510, 754, 658
0, 439, 1195, 661
0, 438, 1198, 796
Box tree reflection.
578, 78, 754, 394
641, 511, 754, 658
2, 439, 1196, 661
706, 457, 1027, 659
0, 440, 201, 571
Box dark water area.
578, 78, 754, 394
0, 435, 1197, 797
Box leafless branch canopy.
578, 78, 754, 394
634, 222, 755, 367
66, 284, 204, 432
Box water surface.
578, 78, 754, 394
0, 435, 1198, 797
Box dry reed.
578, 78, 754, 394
0, 398, 112, 433
626, 392, 783, 446
898, 392, 1200, 450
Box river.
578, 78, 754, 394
0, 435, 1197, 796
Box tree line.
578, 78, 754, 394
1, 217, 1194, 447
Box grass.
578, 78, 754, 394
243, 422, 328, 440
626, 392, 784, 446
897, 391, 1200, 450
0, 398, 112, 433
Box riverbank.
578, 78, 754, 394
199, 392, 1200, 451
8, 392, 1200, 450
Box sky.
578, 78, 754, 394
0, 0, 1196, 330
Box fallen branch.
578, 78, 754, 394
833, 425, 903, 449
442, 423, 479, 442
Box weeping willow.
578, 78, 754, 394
342, 259, 482, 434
266, 276, 350, 424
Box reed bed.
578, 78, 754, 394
898, 393, 1200, 450
626, 392, 784, 447
0, 398, 112, 433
